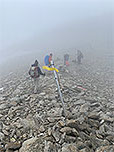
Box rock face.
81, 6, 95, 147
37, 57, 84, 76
0, 54, 114, 152
5, 142, 21, 151
95, 145, 114, 152
19, 137, 37, 152
62, 144, 79, 152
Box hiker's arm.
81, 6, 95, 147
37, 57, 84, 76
38, 67, 45, 76
28, 69, 31, 75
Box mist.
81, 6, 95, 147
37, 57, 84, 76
0, 0, 114, 72
0, 1, 114, 150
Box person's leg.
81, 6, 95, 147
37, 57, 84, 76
36, 78, 39, 91
78, 57, 81, 64
80, 58, 82, 64
77, 57, 79, 64
34, 78, 38, 93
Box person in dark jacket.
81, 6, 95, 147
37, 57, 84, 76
29, 60, 45, 93
77, 50, 83, 64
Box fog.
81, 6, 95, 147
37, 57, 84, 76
0, 0, 114, 73
1, 1, 114, 150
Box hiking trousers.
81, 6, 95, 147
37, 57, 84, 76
33, 77, 39, 93
77, 56, 81, 64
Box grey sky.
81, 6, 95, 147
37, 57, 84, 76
0, 0, 114, 62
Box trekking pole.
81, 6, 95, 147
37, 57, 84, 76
50, 60, 66, 117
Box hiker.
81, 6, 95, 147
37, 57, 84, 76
44, 53, 53, 67
49, 53, 53, 65
77, 50, 83, 64
29, 60, 45, 93
64, 54, 69, 66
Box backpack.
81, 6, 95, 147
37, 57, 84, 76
29, 66, 39, 78
80, 52, 83, 58
44, 55, 50, 65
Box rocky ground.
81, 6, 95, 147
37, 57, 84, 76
0, 55, 114, 152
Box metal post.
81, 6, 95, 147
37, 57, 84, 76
50, 61, 66, 117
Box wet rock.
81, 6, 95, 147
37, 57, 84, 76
75, 99, 85, 105
80, 104, 90, 113
39, 125, 45, 133
88, 113, 100, 120
39, 92, 46, 96
95, 145, 114, 152
65, 135, 77, 143
90, 103, 101, 108
5, 149, 14, 152
0, 132, 5, 141
44, 141, 57, 152
79, 131, 90, 141
76, 141, 86, 150
106, 135, 114, 142
60, 127, 79, 137
5, 142, 21, 151
57, 120, 65, 127
79, 148, 91, 152
10, 101, 17, 107
20, 117, 35, 130
0, 144, 5, 152
0, 103, 11, 110
10, 96, 21, 104
61, 143, 79, 152
47, 117, 57, 123
52, 130, 61, 142
48, 128, 52, 136
0, 121, 3, 131
47, 107, 62, 117
66, 119, 80, 129
86, 118, 99, 129
13, 89, 21, 95
2, 129, 9, 136
19, 137, 37, 152
102, 115, 114, 123
13, 122, 23, 129
0, 114, 3, 118
10, 138, 16, 143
